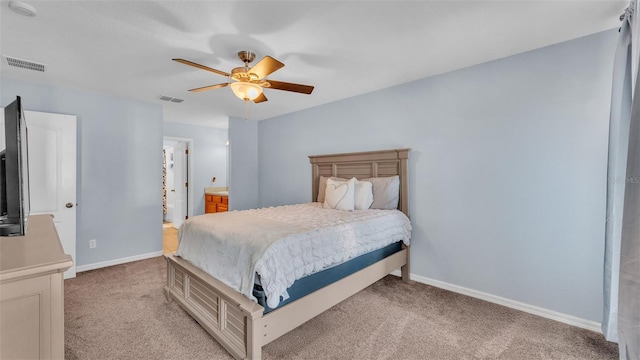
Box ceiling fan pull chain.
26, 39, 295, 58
245, 99, 249, 122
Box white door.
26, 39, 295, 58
172, 142, 188, 228
0, 109, 77, 278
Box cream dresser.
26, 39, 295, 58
0, 215, 73, 360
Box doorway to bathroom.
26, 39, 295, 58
162, 137, 193, 253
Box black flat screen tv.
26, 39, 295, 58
0, 96, 30, 236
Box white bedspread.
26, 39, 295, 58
176, 203, 412, 308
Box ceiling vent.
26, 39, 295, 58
3, 55, 46, 72
157, 95, 184, 103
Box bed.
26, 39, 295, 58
163, 148, 411, 360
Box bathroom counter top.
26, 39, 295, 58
205, 187, 228, 196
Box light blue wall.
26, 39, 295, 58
1, 77, 163, 267
163, 122, 228, 216
255, 30, 617, 322
228, 116, 259, 210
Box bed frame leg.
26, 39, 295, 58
163, 286, 173, 303
401, 246, 410, 283
401, 265, 410, 283
246, 316, 262, 360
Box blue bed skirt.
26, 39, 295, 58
253, 241, 403, 313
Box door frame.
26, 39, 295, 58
163, 137, 194, 223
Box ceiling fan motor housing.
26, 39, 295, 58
231, 67, 259, 81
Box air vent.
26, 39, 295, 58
3, 56, 46, 72
157, 95, 184, 103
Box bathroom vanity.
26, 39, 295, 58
205, 187, 228, 213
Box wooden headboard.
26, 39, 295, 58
308, 149, 410, 216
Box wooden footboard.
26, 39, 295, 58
164, 247, 409, 360
164, 254, 263, 359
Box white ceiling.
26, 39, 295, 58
0, 1, 628, 129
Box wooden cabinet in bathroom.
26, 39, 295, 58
205, 194, 228, 213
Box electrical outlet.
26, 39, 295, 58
89, 239, 97, 249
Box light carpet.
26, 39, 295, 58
64, 257, 617, 359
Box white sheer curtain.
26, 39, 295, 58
618, 60, 640, 360
603, 2, 640, 359
603, 3, 633, 342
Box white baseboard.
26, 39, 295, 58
76, 251, 163, 273
390, 270, 601, 333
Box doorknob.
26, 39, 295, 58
66, 202, 74, 208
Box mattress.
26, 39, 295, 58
254, 241, 403, 313
176, 202, 412, 308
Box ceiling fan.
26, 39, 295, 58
173, 51, 314, 104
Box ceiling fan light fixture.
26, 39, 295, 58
229, 81, 263, 101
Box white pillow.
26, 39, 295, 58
324, 178, 355, 211
317, 176, 348, 203
354, 179, 374, 210
362, 176, 400, 210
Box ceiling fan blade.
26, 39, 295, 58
265, 80, 314, 94
173, 58, 231, 77
249, 56, 284, 79
188, 83, 230, 92
253, 92, 268, 103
